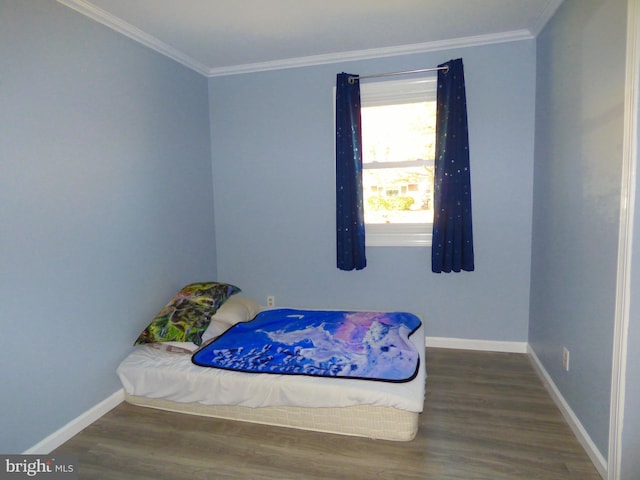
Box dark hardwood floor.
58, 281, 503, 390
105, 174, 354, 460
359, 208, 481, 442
54, 348, 603, 479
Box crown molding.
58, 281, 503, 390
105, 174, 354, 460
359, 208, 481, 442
205, 30, 534, 77
57, 0, 534, 78
56, 0, 211, 76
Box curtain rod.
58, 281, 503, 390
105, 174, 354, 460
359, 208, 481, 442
348, 65, 449, 84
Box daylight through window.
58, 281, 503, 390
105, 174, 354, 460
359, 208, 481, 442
360, 77, 436, 246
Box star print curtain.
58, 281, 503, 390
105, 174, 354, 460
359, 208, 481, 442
431, 58, 475, 273
335, 72, 366, 271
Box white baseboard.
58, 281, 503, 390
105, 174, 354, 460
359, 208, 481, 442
24, 389, 124, 454
426, 336, 528, 353
527, 346, 607, 479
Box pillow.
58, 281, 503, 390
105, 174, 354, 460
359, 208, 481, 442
210, 295, 261, 326
134, 282, 240, 346
200, 296, 261, 343
200, 319, 229, 344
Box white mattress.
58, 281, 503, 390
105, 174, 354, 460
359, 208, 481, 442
117, 322, 426, 413
123, 394, 420, 441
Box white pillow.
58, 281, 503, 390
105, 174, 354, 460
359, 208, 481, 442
200, 296, 261, 344
211, 295, 261, 326
200, 319, 229, 344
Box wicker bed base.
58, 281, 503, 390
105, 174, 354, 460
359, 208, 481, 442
124, 393, 419, 441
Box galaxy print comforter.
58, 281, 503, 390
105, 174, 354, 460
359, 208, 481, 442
191, 309, 422, 382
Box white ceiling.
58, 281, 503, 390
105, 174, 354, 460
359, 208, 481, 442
57, 0, 564, 77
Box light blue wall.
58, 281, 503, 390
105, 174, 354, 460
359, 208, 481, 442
529, 0, 627, 457
0, 1, 216, 453
209, 40, 536, 342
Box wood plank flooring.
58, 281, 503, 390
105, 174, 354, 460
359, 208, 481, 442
53, 348, 603, 479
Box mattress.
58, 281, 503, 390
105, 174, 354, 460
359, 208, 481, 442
117, 317, 426, 441
124, 394, 420, 441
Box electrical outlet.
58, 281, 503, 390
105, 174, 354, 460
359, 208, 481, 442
562, 347, 570, 371
267, 296, 275, 308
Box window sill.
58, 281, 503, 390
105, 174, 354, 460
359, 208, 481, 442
365, 224, 432, 247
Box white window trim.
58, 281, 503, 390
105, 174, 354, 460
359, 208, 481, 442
360, 76, 436, 247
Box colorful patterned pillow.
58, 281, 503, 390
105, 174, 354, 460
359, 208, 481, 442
134, 282, 241, 346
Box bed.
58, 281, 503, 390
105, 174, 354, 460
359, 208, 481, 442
117, 283, 427, 441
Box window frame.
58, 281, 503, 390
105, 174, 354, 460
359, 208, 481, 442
360, 76, 437, 247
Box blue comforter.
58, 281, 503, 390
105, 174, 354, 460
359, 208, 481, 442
191, 309, 421, 382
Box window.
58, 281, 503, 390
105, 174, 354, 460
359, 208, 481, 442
360, 77, 436, 247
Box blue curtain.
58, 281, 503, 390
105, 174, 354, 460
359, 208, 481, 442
335, 73, 366, 271
432, 59, 475, 273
